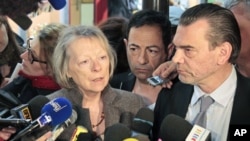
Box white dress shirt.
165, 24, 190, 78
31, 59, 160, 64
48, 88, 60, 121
185, 66, 237, 141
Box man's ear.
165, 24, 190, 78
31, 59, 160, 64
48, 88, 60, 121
167, 43, 175, 60
217, 41, 232, 65
123, 38, 128, 47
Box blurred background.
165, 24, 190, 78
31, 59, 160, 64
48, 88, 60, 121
1, 0, 224, 45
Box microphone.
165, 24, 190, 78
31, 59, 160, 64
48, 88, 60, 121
123, 134, 150, 141
9, 97, 72, 141
10, 95, 50, 120
104, 123, 131, 141
132, 107, 154, 136
123, 138, 139, 141
120, 112, 134, 128
70, 125, 90, 141
76, 133, 92, 141
0, 96, 49, 130
9, 14, 32, 30
47, 109, 78, 141
185, 125, 211, 141
104, 122, 150, 141
0, 108, 9, 118
158, 114, 211, 141
0, 0, 39, 30
68, 105, 93, 141
0, 118, 31, 129
48, 0, 67, 10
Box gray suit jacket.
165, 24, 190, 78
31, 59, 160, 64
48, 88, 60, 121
47, 85, 146, 140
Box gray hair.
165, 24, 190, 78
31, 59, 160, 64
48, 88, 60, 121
223, 0, 250, 10
53, 25, 117, 89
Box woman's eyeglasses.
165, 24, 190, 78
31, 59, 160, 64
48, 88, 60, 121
26, 38, 47, 64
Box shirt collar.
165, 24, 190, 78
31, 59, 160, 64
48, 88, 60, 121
191, 66, 237, 107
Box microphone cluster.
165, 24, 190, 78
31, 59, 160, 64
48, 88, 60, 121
0, 95, 50, 130
104, 107, 154, 141
0, 94, 77, 141
9, 96, 72, 141
1, 93, 213, 141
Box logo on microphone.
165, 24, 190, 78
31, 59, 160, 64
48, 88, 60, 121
190, 127, 202, 141
50, 100, 67, 112
21, 107, 32, 120
185, 125, 210, 141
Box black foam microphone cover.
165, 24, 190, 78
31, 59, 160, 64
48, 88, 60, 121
132, 107, 154, 135
159, 114, 193, 141
9, 14, 32, 30
77, 133, 92, 141
27, 95, 50, 119
120, 112, 133, 128
73, 105, 92, 129
104, 123, 131, 141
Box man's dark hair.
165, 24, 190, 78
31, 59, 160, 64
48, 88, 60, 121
126, 10, 172, 54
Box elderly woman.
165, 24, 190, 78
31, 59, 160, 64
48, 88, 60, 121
46, 25, 146, 140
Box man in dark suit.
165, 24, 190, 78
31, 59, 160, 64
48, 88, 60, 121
152, 3, 250, 141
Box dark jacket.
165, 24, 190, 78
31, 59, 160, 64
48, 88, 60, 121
152, 70, 250, 141
2, 76, 59, 103
110, 71, 171, 96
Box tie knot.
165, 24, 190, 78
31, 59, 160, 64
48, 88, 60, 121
200, 96, 214, 112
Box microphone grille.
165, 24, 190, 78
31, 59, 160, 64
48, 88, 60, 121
28, 95, 50, 119
159, 114, 193, 141
41, 97, 72, 126
104, 123, 131, 141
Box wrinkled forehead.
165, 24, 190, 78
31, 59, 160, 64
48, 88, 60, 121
67, 37, 107, 55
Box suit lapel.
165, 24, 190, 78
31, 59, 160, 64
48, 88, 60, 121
171, 82, 193, 118
230, 71, 250, 125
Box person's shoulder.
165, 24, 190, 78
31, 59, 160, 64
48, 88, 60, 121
47, 88, 83, 105
110, 87, 145, 104
236, 70, 250, 91
47, 88, 74, 100
112, 87, 139, 97
109, 87, 147, 112
1, 76, 27, 90
111, 71, 132, 81
110, 71, 134, 87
